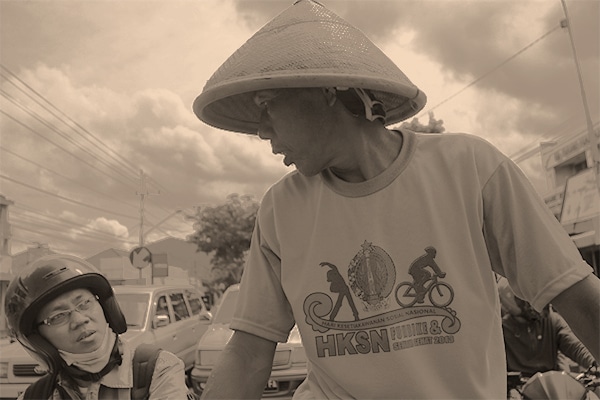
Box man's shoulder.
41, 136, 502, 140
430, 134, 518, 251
413, 131, 507, 167
266, 169, 320, 197
413, 131, 497, 148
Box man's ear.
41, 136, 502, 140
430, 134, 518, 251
322, 87, 337, 106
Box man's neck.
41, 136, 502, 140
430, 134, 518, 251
329, 127, 403, 183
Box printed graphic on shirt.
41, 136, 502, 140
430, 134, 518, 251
303, 242, 461, 358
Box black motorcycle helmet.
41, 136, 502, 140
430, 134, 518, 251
4, 254, 127, 373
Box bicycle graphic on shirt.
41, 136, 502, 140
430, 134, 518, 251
395, 274, 454, 308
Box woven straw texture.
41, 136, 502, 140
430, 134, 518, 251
194, 0, 426, 134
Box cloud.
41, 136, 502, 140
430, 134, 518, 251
2, 64, 286, 194
1, 63, 288, 256
86, 217, 129, 238
2, 0, 597, 256
230, 0, 598, 142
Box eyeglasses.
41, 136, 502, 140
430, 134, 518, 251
37, 296, 98, 327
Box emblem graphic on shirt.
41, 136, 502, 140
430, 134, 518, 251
348, 241, 396, 312
303, 243, 461, 358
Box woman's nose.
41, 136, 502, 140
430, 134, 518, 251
257, 108, 274, 140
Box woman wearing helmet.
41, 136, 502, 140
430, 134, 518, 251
5, 254, 188, 399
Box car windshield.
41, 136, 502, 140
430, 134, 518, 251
115, 293, 149, 329
213, 289, 239, 325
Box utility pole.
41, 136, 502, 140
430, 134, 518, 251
560, 0, 599, 186
136, 169, 159, 282
142, 209, 183, 239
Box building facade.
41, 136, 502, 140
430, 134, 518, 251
540, 128, 600, 275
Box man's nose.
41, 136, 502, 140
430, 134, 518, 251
69, 309, 89, 327
257, 108, 274, 140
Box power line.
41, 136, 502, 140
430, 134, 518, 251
12, 203, 133, 242
1, 145, 176, 224
0, 155, 185, 247
1, 68, 175, 216
10, 210, 140, 251
0, 91, 139, 187
11, 217, 127, 245
508, 112, 580, 161
145, 175, 170, 195
9, 202, 188, 255
2, 169, 185, 245
1, 145, 140, 211
0, 108, 138, 190
409, 20, 594, 165
511, 119, 599, 163
0, 70, 190, 254
1, 65, 175, 200
0, 64, 141, 179
10, 236, 40, 246
420, 24, 562, 115
11, 223, 137, 249
0, 173, 137, 220
10, 234, 78, 255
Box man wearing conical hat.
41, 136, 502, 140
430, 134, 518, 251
193, 1, 600, 398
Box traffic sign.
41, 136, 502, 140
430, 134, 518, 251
129, 246, 152, 270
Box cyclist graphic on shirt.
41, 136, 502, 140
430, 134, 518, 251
408, 246, 446, 303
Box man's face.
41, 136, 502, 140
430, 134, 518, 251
514, 297, 542, 321
253, 88, 340, 177
37, 288, 108, 354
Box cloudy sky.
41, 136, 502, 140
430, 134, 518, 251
1, 0, 598, 258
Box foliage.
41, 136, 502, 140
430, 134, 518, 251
399, 111, 446, 133
186, 193, 259, 291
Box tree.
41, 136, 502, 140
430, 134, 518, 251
186, 193, 259, 291
399, 111, 446, 133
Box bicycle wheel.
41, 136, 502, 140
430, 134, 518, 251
395, 281, 418, 307
429, 282, 453, 307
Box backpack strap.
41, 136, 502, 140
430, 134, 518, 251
132, 343, 162, 400
23, 373, 57, 400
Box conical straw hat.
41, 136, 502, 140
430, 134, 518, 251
193, 0, 426, 134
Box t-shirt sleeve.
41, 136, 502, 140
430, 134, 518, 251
482, 157, 592, 311
230, 194, 296, 343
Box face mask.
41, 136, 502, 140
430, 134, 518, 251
58, 324, 116, 373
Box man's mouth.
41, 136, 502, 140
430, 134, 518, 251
77, 331, 96, 342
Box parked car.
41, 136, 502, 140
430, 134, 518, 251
0, 284, 211, 399
190, 284, 307, 398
